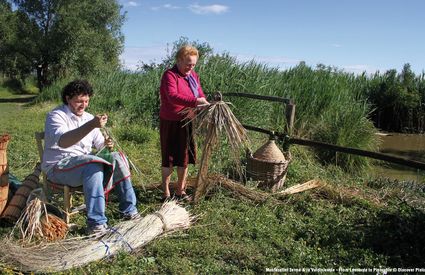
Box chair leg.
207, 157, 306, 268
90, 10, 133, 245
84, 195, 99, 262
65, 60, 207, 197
42, 173, 52, 201
64, 186, 71, 224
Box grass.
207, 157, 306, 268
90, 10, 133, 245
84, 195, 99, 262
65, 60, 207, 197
1, 73, 425, 273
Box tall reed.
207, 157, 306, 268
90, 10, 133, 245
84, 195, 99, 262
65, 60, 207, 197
37, 53, 379, 172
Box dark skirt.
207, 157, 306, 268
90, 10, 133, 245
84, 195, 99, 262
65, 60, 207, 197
160, 118, 196, 168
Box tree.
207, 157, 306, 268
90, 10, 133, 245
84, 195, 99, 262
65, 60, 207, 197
6, 0, 125, 90
0, 1, 14, 76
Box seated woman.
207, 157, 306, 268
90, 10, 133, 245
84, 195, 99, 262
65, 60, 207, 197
41, 79, 139, 235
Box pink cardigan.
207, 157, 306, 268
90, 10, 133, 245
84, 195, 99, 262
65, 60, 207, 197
159, 65, 206, 121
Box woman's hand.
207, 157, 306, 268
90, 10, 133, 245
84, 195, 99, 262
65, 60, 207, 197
105, 137, 114, 151
196, 97, 210, 109
92, 114, 108, 128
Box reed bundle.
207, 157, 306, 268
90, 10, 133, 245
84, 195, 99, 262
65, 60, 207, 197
10, 195, 68, 243
183, 100, 249, 162
209, 174, 322, 203
278, 179, 322, 195
0, 200, 193, 273
211, 174, 273, 203
13, 197, 45, 243
181, 97, 250, 202
41, 213, 68, 241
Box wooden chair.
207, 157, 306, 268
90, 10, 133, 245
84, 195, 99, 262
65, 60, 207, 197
35, 131, 84, 224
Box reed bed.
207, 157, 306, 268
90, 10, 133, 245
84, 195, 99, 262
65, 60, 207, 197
0, 200, 193, 273
37, 52, 379, 173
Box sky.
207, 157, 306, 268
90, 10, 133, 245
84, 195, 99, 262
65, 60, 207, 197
118, 0, 425, 75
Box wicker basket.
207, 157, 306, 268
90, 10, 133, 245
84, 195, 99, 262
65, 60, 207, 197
246, 138, 291, 192
0, 134, 11, 215
0, 134, 10, 174
1, 164, 41, 223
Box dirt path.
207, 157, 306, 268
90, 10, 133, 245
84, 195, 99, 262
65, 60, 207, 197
0, 95, 37, 104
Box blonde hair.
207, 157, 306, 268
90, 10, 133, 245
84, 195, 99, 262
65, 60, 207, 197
176, 45, 199, 62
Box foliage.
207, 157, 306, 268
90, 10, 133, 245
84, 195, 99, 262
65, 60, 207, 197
2, 0, 125, 90
139, 36, 214, 72
0, 1, 33, 81
364, 64, 425, 132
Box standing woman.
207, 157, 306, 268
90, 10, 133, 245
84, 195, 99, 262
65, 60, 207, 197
159, 45, 209, 201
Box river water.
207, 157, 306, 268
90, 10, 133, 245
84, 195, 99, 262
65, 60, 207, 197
372, 133, 425, 183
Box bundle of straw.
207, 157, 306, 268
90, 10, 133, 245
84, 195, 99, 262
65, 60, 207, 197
11, 196, 68, 243
182, 99, 249, 162
181, 95, 250, 202
0, 200, 193, 273
41, 213, 68, 241
278, 180, 322, 195
14, 197, 45, 243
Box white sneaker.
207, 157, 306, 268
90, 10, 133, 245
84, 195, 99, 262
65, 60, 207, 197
122, 212, 141, 221
86, 223, 109, 236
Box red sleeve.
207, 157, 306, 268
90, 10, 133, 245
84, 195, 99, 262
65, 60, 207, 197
162, 70, 197, 107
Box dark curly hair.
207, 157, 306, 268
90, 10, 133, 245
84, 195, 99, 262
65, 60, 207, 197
61, 79, 94, 105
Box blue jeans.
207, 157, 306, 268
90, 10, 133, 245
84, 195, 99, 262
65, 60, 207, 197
47, 162, 137, 227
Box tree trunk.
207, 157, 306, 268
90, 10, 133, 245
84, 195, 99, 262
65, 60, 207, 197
36, 62, 49, 91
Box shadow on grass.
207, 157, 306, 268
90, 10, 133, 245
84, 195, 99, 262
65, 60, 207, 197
364, 204, 425, 267
310, 200, 425, 267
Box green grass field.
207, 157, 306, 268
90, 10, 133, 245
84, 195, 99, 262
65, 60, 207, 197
1, 80, 425, 273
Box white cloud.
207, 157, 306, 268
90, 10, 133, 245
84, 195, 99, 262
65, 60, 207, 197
151, 4, 181, 11
188, 4, 229, 14
120, 45, 168, 71
331, 43, 342, 48
122, 1, 139, 7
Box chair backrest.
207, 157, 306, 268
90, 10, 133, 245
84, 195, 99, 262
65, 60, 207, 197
35, 131, 45, 162
34, 132, 48, 193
